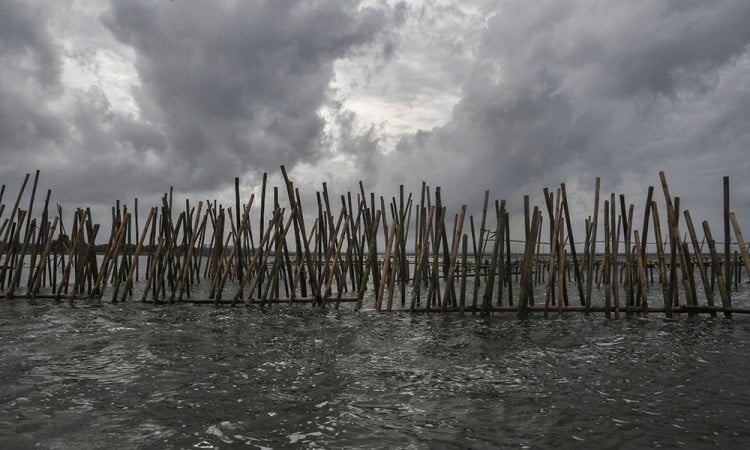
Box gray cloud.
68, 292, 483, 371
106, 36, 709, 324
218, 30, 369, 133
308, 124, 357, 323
100, 0, 394, 192
0, 0, 400, 213
0, 0, 749, 238
358, 0, 750, 230
0, 1, 66, 161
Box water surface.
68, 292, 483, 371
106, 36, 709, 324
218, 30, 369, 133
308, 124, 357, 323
2, 283, 750, 449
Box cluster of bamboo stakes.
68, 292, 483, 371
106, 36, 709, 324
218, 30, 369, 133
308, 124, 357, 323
1, 168, 749, 318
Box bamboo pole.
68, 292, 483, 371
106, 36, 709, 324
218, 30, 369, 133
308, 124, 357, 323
411, 206, 434, 312
459, 234, 468, 313
324, 214, 350, 306
56, 210, 81, 303
6, 217, 34, 299
612, 206, 621, 319
426, 206, 445, 310
22, 171, 40, 247
684, 210, 715, 316
258, 215, 295, 306
543, 188, 555, 306
482, 204, 503, 315
633, 230, 649, 317
442, 205, 466, 311
29, 216, 59, 298
560, 184, 585, 305
118, 207, 156, 302
585, 177, 600, 314
27, 188, 51, 291
545, 189, 562, 317
0, 173, 30, 286
0, 166, 746, 319
702, 221, 731, 318
724, 176, 730, 293
729, 213, 750, 283
602, 199, 611, 319
505, 210, 512, 306
356, 209, 382, 310
94, 212, 130, 300
517, 208, 541, 319
175, 205, 207, 301
375, 221, 396, 311
471, 191, 489, 309
650, 201, 671, 316
233, 208, 283, 303
558, 224, 566, 316
141, 235, 165, 302
496, 203, 506, 307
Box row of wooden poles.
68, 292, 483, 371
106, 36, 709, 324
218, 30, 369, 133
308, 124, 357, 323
1, 168, 749, 318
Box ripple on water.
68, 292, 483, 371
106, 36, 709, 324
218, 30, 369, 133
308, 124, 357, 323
1, 291, 750, 448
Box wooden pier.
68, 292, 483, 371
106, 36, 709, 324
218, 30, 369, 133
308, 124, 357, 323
1, 168, 748, 318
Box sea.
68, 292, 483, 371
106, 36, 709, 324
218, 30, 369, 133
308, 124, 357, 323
2, 274, 750, 449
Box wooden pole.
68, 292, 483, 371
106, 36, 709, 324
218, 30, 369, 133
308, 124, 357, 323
723, 176, 730, 294
545, 190, 563, 317
703, 220, 731, 318
442, 206, 466, 311
585, 177, 600, 314
560, 184, 586, 305
729, 213, 750, 283
650, 201, 671, 316
684, 210, 716, 316
517, 208, 541, 319
120, 207, 156, 302
602, 199, 611, 319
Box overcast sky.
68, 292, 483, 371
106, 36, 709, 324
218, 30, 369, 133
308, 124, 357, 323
2, 0, 749, 244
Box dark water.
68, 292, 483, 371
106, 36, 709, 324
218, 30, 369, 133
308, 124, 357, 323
2, 282, 750, 449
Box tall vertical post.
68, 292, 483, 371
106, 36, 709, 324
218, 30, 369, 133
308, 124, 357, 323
235, 177, 243, 293
723, 176, 731, 296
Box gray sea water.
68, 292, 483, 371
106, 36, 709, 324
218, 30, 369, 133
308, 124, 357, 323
2, 278, 750, 449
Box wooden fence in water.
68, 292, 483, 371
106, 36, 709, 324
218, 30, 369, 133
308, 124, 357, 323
1, 168, 749, 318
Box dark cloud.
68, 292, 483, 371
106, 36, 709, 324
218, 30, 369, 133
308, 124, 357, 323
361, 0, 750, 230
0, 1, 66, 161
1, 0, 749, 238
100, 0, 393, 192
0, 0, 398, 215
0, 0, 61, 87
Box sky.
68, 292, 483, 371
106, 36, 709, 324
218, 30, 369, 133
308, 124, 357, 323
1, 0, 750, 248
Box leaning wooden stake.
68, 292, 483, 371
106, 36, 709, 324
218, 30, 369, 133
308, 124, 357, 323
585, 177, 600, 314
29, 217, 59, 298
6, 217, 34, 299
175, 205, 207, 301
119, 207, 156, 302
471, 191, 490, 309
633, 230, 649, 317
544, 190, 562, 317
441, 205, 466, 312
729, 213, 750, 283
650, 202, 670, 316
356, 209, 382, 310
517, 208, 541, 319
702, 220, 731, 318
684, 210, 716, 317
375, 221, 397, 311
411, 206, 435, 312
233, 208, 283, 303
560, 184, 586, 305
482, 203, 503, 314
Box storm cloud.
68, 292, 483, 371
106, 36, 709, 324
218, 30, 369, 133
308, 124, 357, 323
0, 0, 748, 232
355, 0, 750, 227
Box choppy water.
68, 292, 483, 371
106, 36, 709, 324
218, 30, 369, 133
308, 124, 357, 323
2, 282, 750, 449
